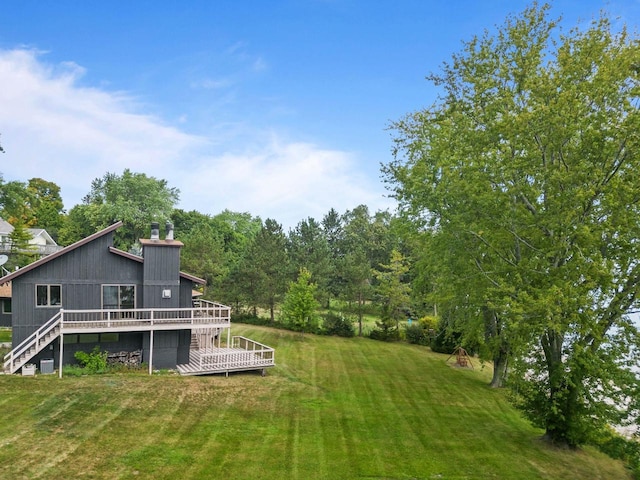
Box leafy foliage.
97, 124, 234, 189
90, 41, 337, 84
74, 346, 108, 374
321, 311, 355, 337
385, 4, 640, 447
281, 268, 320, 334
80, 169, 180, 250
371, 249, 411, 340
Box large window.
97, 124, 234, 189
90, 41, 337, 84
102, 285, 136, 310
36, 285, 61, 307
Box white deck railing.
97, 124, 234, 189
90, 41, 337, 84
3, 311, 62, 373
60, 304, 231, 332
196, 336, 275, 371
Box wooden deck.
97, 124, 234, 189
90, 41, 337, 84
3, 303, 277, 376
177, 336, 275, 376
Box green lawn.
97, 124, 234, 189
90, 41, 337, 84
0, 327, 11, 343
0, 325, 630, 479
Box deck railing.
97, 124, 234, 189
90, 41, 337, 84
60, 304, 231, 331
197, 336, 275, 371
3, 311, 62, 373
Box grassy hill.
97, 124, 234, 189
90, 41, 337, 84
0, 325, 631, 479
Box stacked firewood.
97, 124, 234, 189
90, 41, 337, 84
106, 350, 142, 367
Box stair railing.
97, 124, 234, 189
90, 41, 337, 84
3, 311, 62, 374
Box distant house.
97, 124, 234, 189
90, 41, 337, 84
0, 218, 63, 257
1, 221, 274, 376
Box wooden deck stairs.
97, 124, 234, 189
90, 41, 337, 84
3, 312, 61, 374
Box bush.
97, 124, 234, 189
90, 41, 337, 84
74, 346, 108, 374
233, 313, 274, 327
404, 323, 430, 346
430, 328, 461, 354
591, 428, 640, 478
322, 312, 355, 337
369, 323, 400, 342
418, 315, 438, 331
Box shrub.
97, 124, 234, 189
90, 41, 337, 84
591, 428, 640, 478
430, 328, 461, 354
369, 322, 400, 342
74, 346, 108, 374
322, 312, 355, 337
233, 313, 274, 327
418, 315, 438, 331
404, 323, 430, 346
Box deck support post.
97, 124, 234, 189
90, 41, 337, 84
58, 334, 63, 378
148, 330, 154, 375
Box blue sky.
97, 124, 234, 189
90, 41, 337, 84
1, 1, 639, 228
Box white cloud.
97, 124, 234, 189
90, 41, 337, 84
182, 137, 390, 228
191, 77, 233, 90
0, 48, 391, 229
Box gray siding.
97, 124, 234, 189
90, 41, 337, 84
142, 244, 181, 309
9, 227, 198, 370
11, 231, 144, 346
0, 299, 10, 327
142, 330, 190, 369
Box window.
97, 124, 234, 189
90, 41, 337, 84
2, 299, 10, 314
36, 285, 61, 307
100, 333, 119, 342
102, 285, 136, 310
79, 334, 100, 343
63, 333, 119, 344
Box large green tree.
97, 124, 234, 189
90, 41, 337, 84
372, 249, 412, 340
385, 5, 640, 447
80, 169, 180, 250
233, 218, 289, 321
288, 217, 331, 300
26, 178, 65, 241
0, 176, 33, 226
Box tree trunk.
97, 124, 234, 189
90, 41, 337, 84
541, 328, 580, 448
357, 291, 363, 337
490, 348, 508, 388
484, 307, 509, 388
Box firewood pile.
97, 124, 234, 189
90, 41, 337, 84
106, 350, 142, 367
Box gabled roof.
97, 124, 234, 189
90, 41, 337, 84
0, 222, 123, 285
0, 221, 206, 287
27, 228, 58, 246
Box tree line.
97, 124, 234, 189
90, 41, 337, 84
0, 169, 418, 339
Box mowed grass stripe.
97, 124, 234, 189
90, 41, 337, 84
0, 326, 632, 480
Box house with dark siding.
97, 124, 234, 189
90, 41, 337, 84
1, 221, 274, 376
